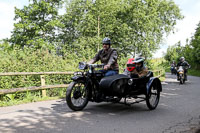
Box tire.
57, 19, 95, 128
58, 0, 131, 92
146, 82, 160, 110
66, 81, 89, 111
180, 75, 183, 84
112, 96, 122, 103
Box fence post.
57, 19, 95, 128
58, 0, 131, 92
0, 95, 3, 101
40, 75, 46, 97
160, 70, 162, 77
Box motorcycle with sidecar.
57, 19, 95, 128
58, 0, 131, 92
66, 62, 162, 111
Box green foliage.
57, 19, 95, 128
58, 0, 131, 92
9, 0, 62, 49
164, 21, 200, 70
164, 41, 183, 63
190, 22, 200, 67
7, 0, 183, 58
0, 46, 75, 105
59, 0, 183, 58
188, 69, 200, 77
147, 58, 166, 81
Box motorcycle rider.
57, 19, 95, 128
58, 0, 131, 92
124, 57, 148, 78
123, 58, 135, 77
177, 57, 190, 81
170, 60, 177, 74
88, 37, 119, 76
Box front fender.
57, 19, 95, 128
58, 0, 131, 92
146, 77, 162, 93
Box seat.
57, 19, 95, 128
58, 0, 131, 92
132, 71, 153, 89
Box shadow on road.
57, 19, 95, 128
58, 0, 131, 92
0, 98, 167, 133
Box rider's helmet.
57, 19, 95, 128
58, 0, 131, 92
134, 57, 145, 72
180, 57, 185, 62
102, 37, 111, 45
126, 58, 135, 72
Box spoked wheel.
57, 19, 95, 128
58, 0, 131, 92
146, 82, 160, 110
66, 81, 89, 111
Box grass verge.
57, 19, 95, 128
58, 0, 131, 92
0, 96, 64, 107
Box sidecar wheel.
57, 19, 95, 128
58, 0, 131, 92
112, 96, 122, 103
66, 81, 89, 111
146, 82, 160, 110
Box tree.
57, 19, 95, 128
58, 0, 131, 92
60, 0, 183, 58
164, 41, 185, 63
8, 0, 183, 59
9, 0, 62, 49
190, 22, 200, 68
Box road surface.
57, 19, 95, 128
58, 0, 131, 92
0, 73, 200, 133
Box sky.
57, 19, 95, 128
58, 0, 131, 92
155, 0, 200, 58
0, 0, 200, 58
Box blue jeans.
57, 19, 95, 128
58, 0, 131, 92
100, 70, 118, 77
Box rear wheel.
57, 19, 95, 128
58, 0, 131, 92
146, 82, 160, 110
66, 81, 89, 111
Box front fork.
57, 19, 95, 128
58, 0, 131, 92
86, 78, 103, 102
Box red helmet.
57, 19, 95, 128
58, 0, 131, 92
126, 58, 135, 71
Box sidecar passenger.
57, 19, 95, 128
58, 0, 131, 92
130, 71, 153, 89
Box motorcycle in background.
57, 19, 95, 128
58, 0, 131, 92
171, 66, 177, 75
177, 66, 185, 84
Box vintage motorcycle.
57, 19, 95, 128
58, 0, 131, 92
66, 62, 162, 111
177, 66, 188, 84
170, 65, 177, 75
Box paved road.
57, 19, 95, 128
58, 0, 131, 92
0, 73, 200, 133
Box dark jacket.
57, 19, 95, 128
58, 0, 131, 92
177, 61, 190, 69
89, 48, 119, 71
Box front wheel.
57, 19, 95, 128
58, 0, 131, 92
180, 75, 184, 84
66, 81, 89, 111
146, 82, 160, 110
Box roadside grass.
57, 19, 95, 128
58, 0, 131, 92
165, 67, 170, 73
188, 69, 200, 77
159, 75, 165, 82
0, 95, 64, 107
0, 88, 67, 107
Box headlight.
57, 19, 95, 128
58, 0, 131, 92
74, 72, 83, 76
128, 79, 133, 85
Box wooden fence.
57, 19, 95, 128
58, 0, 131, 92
153, 69, 164, 78
0, 70, 164, 95
0, 72, 73, 96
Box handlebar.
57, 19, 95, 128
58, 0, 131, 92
78, 62, 104, 70
88, 64, 104, 69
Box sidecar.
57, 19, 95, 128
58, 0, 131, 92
99, 71, 162, 110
